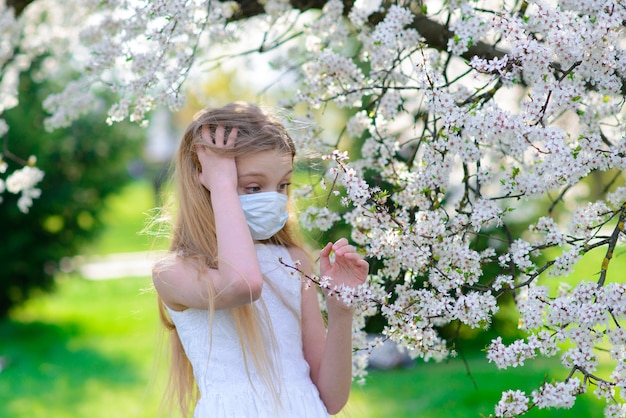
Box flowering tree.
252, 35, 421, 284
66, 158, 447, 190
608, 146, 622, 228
3, 0, 626, 415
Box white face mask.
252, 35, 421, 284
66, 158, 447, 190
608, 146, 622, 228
239, 192, 289, 240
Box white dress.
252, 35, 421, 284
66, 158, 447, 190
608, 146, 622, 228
167, 244, 331, 418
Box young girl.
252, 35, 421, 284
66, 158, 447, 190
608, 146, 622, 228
153, 102, 369, 417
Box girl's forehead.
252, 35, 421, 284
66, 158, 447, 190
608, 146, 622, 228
236, 150, 293, 176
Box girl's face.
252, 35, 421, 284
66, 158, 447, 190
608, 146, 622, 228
236, 150, 293, 196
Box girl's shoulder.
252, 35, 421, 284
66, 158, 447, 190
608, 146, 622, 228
152, 252, 177, 275
152, 251, 192, 280
152, 253, 209, 311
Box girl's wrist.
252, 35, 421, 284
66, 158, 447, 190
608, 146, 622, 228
325, 296, 356, 315
208, 181, 238, 195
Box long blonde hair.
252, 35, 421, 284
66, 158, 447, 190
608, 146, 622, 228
156, 102, 302, 417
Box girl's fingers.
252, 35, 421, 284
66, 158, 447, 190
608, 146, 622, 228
332, 238, 349, 251
320, 242, 332, 272
321, 242, 333, 255
334, 237, 348, 246
215, 126, 226, 145
334, 244, 355, 256
201, 124, 212, 144
199, 125, 237, 148
341, 252, 360, 261
225, 127, 238, 146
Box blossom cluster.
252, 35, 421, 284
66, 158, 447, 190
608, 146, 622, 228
0, 2, 58, 212
0, 160, 45, 213
287, 1, 626, 415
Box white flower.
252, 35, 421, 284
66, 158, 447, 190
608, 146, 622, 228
299, 206, 341, 231
470, 198, 503, 230
4, 166, 45, 213
346, 110, 371, 138
495, 390, 529, 417
532, 378, 581, 409
5, 166, 44, 194
604, 403, 626, 418
0, 119, 8, 137
17, 187, 42, 213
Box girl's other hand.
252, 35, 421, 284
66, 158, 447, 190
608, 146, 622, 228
196, 125, 238, 191
319, 238, 369, 308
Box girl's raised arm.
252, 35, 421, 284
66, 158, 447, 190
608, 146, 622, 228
153, 126, 263, 311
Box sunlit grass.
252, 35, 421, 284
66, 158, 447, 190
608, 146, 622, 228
348, 356, 606, 418
84, 179, 167, 255
0, 275, 166, 418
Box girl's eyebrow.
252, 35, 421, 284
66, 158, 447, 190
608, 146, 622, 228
238, 172, 267, 179
238, 169, 293, 179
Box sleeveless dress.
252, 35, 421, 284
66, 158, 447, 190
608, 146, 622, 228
167, 244, 331, 418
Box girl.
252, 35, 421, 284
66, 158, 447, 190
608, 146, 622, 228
153, 102, 369, 417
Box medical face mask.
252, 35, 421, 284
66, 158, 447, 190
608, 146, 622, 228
239, 192, 289, 240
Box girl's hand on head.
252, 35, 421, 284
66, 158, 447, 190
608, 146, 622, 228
196, 125, 238, 191
319, 238, 369, 309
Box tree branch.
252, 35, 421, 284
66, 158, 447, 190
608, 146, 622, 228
6, 0, 34, 16
597, 203, 626, 288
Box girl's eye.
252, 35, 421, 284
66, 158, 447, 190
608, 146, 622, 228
278, 182, 291, 192
245, 186, 262, 193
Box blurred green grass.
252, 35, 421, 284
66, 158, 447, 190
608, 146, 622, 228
0, 180, 619, 417
0, 276, 164, 418
82, 179, 168, 255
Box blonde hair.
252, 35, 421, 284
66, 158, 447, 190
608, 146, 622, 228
157, 102, 302, 417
